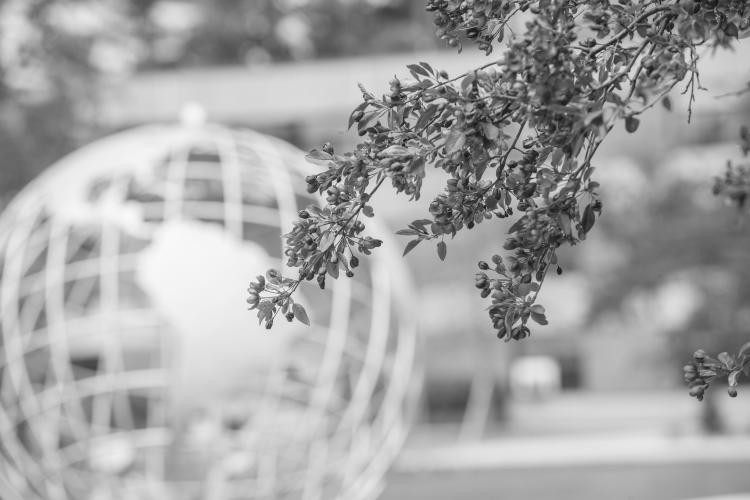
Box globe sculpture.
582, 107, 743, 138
0, 123, 419, 500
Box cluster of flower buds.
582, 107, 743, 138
425, 0, 517, 53
247, 270, 310, 329
246, 274, 266, 311
683, 350, 715, 401
475, 254, 548, 341
684, 348, 747, 400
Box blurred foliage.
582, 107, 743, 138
0, 0, 144, 202
0, 0, 439, 202
138, 0, 439, 68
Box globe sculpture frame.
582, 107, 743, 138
0, 123, 420, 500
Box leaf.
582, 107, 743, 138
725, 22, 739, 39
559, 213, 572, 236
407, 63, 430, 78
625, 115, 640, 133
581, 204, 596, 234
396, 229, 417, 236
504, 308, 515, 339
318, 231, 336, 251
738, 341, 750, 358
437, 241, 447, 261
348, 101, 369, 129
380, 145, 409, 157
550, 147, 564, 167
444, 128, 466, 154
326, 259, 339, 279
415, 104, 439, 131
530, 304, 546, 315
481, 122, 500, 140
460, 73, 476, 94
728, 369, 742, 388
410, 219, 432, 229
403, 239, 420, 256
305, 149, 333, 166
293, 303, 310, 326
530, 311, 548, 325
362, 205, 374, 217
419, 61, 435, 75
357, 111, 381, 134
718, 351, 734, 367
508, 216, 527, 234
517, 282, 539, 296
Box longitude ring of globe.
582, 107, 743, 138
0, 119, 419, 500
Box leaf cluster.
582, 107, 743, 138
684, 344, 750, 400
251, 1, 749, 361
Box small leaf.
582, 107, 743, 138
480, 122, 500, 140
407, 63, 430, 78
718, 352, 734, 368
357, 111, 381, 134
437, 241, 447, 261
725, 22, 739, 39
625, 115, 640, 133
362, 205, 374, 217
396, 229, 417, 236
738, 341, 750, 358
305, 149, 334, 166
326, 260, 339, 279
419, 61, 435, 75
517, 282, 539, 296
508, 216, 527, 234
728, 369, 742, 387
550, 147, 564, 167
410, 219, 432, 229
293, 303, 310, 326
380, 145, 410, 157
530, 304, 546, 315
581, 204, 596, 234
416, 104, 439, 131
559, 213, 572, 236
348, 101, 369, 129
530, 311, 548, 325
444, 128, 466, 154
403, 239, 420, 256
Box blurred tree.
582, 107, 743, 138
0, 0, 144, 204
249, 0, 750, 401
0, 0, 440, 205
138, 0, 439, 69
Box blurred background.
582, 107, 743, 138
2, 1, 750, 499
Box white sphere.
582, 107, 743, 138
0, 124, 419, 500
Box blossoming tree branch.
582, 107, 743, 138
247, 0, 750, 401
